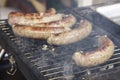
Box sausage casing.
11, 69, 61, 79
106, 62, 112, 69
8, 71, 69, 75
47, 20, 92, 45
48, 14, 76, 28
12, 25, 69, 39
8, 12, 63, 26
72, 36, 115, 67
20, 14, 76, 28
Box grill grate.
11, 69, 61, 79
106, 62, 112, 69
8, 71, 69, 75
1, 8, 120, 80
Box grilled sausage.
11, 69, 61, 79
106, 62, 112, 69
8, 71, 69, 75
48, 14, 76, 28
8, 12, 63, 26
47, 20, 92, 45
12, 25, 69, 39
23, 14, 76, 28
72, 35, 115, 67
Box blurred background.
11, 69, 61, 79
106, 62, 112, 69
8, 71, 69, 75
0, 0, 77, 19
0, 0, 119, 19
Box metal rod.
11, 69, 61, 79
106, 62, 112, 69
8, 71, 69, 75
73, 61, 120, 76
49, 61, 120, 80
44, 70, 64, 77
37, 63, 61, 70
109, 56, 120, 61
113, 52, 120, 56
114, 48, 120, 52
49, 76, 65, 80
1, 27, 10, 30
41, 66, 62, 73
0, 49, 5, 60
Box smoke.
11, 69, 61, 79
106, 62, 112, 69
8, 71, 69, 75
63, 60, 74, 80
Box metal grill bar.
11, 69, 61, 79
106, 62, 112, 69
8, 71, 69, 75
74, 61, 120, 76
114, 48, 120, 52
48, 61, 120, 80
37, 63, 61, 70
44, 70, 64, 77
109, 56, 120, 61
38, 47, 120, 79
41, 66, 62, 73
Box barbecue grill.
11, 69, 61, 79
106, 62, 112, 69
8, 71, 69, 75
0, 7, 120, 80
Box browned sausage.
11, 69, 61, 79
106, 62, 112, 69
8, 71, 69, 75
72, 35, 115, 67
8, 12, 63, 26
24, 14, 76, 28
48, 14, 76, 28
12, 25, 70, 39
47, 20, 92, 45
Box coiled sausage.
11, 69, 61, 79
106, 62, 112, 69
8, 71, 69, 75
47, 20, 92, 45
72, 35, 115, 67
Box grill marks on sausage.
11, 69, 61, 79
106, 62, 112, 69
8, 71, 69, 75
9, 13, 63, 25
8, 8, 63, 26
12, 25, 68, 39
14, 25, 66, 33
9, 8, 56, 19
9, 12, 43, 20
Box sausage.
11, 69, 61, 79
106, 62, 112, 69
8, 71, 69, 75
12, 25, 69, 39
48, 14, 76, 28
24, 14, 76, 28
8, 12, 63, 26
46, 8, 56, 15
47, 20, 92, 45
72, 35, 115, 67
